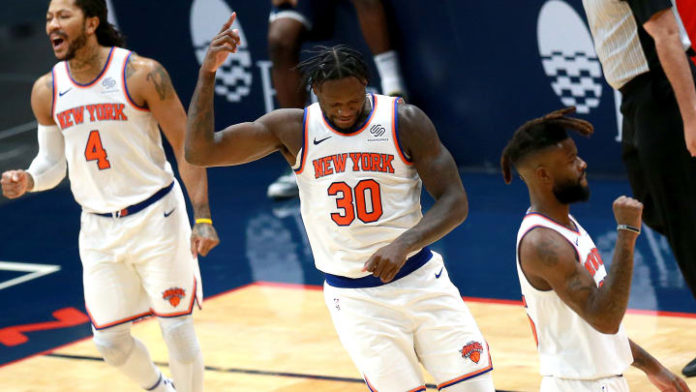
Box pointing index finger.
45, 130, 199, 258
218, 12, 237, 34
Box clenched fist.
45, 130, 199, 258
612, 196, 643, 229
1, 170, 33, 199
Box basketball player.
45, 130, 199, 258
0, 1, 219, 391
500, 107, 689, 391
185, 15, 494, 392
267, 0, 408, 200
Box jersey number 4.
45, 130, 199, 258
84, 130, 111, 169
328, 179, 383, 226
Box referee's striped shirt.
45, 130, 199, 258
581, 0, 691, 90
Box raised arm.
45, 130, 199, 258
519, 196, 643, 334
185, 13, 303, 168
643, 8, 696, 156
364, 103, 468, 282
1, 72, 66, 198
125, 54, 219, 257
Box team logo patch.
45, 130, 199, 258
460, 341, 484, 364
162, 287, 186, 307
102, 77, 117, 89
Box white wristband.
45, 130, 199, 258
617, 224, 640, 234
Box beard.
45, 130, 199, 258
552, 178, 590, 204
59, 29, 87, 61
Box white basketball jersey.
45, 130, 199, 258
51, 47, 174, 213
516, 212, 633, 379
295, 94, 423, 278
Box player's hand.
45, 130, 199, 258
272, 0, 297, 6
647, 365, 690, 392
201, 13, 241, 74
684, 120, 696, 157
191, 222, 220, 258
612, 196, 643, 229
1, 170, 32, 199
363, 243, 409, 283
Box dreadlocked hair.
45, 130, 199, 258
75, 0, 126, 47
297, 45, 369, 88
500, 106, 594, 184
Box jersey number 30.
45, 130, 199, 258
328, 179, 383, 226
84, 130, 111, 169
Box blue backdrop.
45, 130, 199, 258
110, 0, 625, 174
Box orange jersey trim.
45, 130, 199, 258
294, 108, 309, 174
87, 277, 199, 329
436, 342, 493, 390
391, 97, 412, 165
87, 306, 152, 330
65, 46, 115, 88
121, 51, 149, 112
321, 94, 378, 137
50, 67, 57, 119
524, 212, 580, 234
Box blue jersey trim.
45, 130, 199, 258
324, 247, 432, 288
123, 52, 148, 110
393, 97, 412, 163
67, 46, 114, 87
294, 107, 308, 173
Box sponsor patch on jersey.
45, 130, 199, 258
460, 341, 484, 363
162, 287, 186, 307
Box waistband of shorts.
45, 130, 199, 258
92, 181, 174, 218
324, 247, 433, 288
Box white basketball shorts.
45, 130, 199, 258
323, 252, 493, 391
540, 375, 629, 392
79, 180, 203, 329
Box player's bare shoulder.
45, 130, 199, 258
395, 100, 440, 159
124, 53, 176, 104
261, 108, 305, 154
31, 71, 56, 124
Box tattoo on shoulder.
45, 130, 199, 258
146, 63, 173, 101
44, 75, 53, 91
533, 235, 563, 267
125, 55, 137, 80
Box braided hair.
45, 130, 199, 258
74, 0, 126, 47
500, 107, 594, 184
297, 45, 370, 88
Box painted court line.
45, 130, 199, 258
44, 353, 517, 392
0, 261, 61, 291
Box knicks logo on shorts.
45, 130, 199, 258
460, 341, 484, 364
162, 287, 186, 307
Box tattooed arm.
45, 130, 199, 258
518, 198, 641, 333
185, 13, 303, 168
125, 54, 219, 257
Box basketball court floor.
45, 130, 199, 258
1, 156, 695, 391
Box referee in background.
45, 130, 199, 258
580, 0, 696, 377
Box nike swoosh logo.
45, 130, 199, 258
313, 136, 332, 145
58, 88, 72, 97
435, 267, 444, 279
164, 208, 176, 217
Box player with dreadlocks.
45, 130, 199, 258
186, 14, 495, 392
503, 107, 688, 391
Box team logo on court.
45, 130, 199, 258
162, 287, 186, 307
190, 0, 253, 103
460, 341, 484, 364
537, 0, 603, 114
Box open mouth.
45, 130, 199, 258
51, 36, 66, 51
